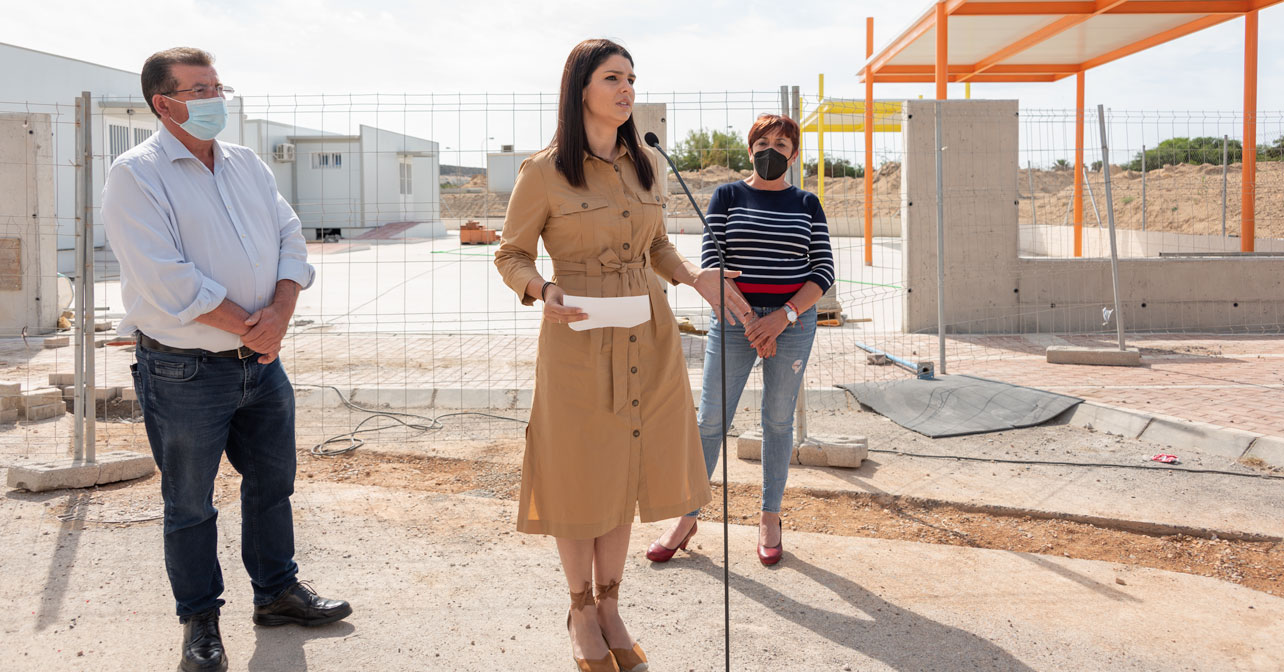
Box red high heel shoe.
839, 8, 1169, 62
757, 519, 783, 566
645, 519, 698, 563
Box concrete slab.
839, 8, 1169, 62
735, 430, 799, 465
0, 408, 15, 424
16, 386, 61, 409
93, 386, 120, 402
119, 386, 138, 402
1244, 435, 1284, 468
0, 381, 18, 395
41, 336, 69, 348
1139, 415, 1258, 460
48, 372, 74, 386
5, 450, 154, 492
1047, 345, 1143, 366
1059, 402, 1152, 438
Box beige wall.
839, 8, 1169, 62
0, 113, 58, 335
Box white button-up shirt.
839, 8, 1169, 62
102, 126, 314, 352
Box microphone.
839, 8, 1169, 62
644, 129, 733, 672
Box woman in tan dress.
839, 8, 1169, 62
494, 39, 750, 672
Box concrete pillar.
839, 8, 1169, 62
0, 113, 58, 335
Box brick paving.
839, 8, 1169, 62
3, 329, 1281, 439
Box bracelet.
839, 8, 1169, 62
540, 281, 555, 301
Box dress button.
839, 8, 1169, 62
630, 367, 638, 374
632, 430, 640, 438
629, 335, 637, 343
581, 202, 589, 209
632, 399, 639, 407
622, 242, 630, 250
622, 210, 630, 218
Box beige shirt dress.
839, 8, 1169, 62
494, 144, 713, 540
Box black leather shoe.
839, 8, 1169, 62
179, 609, 227, 672
252, 581, 352, 627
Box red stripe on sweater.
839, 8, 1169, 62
734, 281, 804, 294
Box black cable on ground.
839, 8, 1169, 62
864, 447, 1284, 480
294, 384, 526, 457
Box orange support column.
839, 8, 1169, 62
1073, 71, 1085, 257
935, 2, 948, 100
1242, 10, 1258, 252
864, 17, 875, 267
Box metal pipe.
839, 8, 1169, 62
1222, 134, 1229, 237
1141, 144, 1147, 232
784, 85, 807, 448
84, 93, 96, 465
852, 340, 926, 377
1097, 104, 1126, 351
935, 101, 947, 375
72, 94, 86, 462
1028, 160, 1037, 229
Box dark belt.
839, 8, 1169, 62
138, 333, 258, 359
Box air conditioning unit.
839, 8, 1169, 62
273, 143, 296, 163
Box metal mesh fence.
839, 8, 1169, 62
2, 90, 1283, 465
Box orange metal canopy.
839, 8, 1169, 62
860, 0, 1281, 84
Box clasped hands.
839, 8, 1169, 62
692, 268, 785, 359
241, 304, 289, 364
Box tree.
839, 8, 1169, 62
1259, 135, 1284, 162
1052, 159, 1071, 171
669, 128, 751, 172
804, 157, 864, 178
1128, 136, 1243, 172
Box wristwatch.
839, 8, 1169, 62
784, 301, 799, 325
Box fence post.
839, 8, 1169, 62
1028, 160, 1037, 229
784, 85, 808, 447
73, 92, 96, 463
1096, 104, 1126, 351
934, 101, 947, 374
1141, 144, 1146, 232
1221, 134, 1228, 238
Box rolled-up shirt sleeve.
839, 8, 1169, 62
273, 191, 315, 289
102, 163, 228, 324
494, 158, 549, 305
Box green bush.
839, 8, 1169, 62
804, 157, 864, 178
669, 128, 752, 172
1128, 137, 1242, 172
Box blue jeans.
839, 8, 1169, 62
692, 305, 817, 514
132, 343, 300, 619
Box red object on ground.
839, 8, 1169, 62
1150, 454, 1180, 464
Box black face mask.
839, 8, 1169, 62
753, 147, 789, 181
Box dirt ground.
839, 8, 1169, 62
443, 161, 1284, 239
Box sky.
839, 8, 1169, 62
3, 0, 1282, 166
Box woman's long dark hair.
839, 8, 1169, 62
553, 39, 655, 191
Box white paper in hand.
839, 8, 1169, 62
562, 294, 652, 331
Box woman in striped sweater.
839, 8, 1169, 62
647, 113, 833, 566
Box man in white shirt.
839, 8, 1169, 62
102, 47, 350, 672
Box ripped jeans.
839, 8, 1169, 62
692, 305, 817, 514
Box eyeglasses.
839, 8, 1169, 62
163, 84, 234, 99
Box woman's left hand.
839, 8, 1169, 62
745, 309, 789, 349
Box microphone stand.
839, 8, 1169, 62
645, 134, 731, 672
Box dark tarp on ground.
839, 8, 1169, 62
837, 374, 1082, 438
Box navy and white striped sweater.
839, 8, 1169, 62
700, 181, 834, 308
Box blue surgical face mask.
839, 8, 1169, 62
168, 96, 227, 141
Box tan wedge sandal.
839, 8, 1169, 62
568, 582, 619, 672
595, 580, 649, 672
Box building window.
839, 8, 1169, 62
109, 124, 130, 163
311, 152, 343, 169
399, 160, 412, 195
133, 128, 152, 145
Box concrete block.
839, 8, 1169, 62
0, 381, 20, 395
349, 387, 435, 408
735, 430, 800, 465
23, 401, 66, 421
1046, 345, 1142, 367
94, 320, 113, 332
1062, 402, 1152, 438
17, 387, 62, 409
119, 386, 138, 403
61, 385, 74, 400
48, 372, 75, 386
93, 386, 120, 402
0, 408, 16, 424
1139, 415, 1257, 460
6, 450, 155, 492
797, 435, 869, 468
1242, 436, 1284, 470
42, 336, 70, 349
512, 388, 534, 410
0, 395, 20, 411
293, 385, 345, 409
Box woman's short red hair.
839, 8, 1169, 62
747, 114, 801, 157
